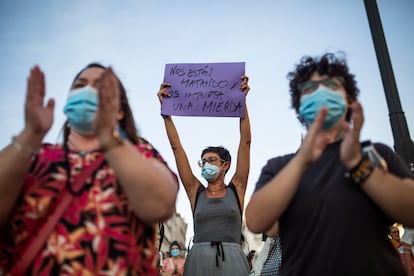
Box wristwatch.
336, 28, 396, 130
101, 130, 124, 153
361, 140, 388, 172
348, 140, 388, 186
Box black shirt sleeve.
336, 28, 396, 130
254, 153, 295, 193
374, 142, 414, 179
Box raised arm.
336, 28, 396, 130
157, 83, 201, 212
0, 66, 55, 227
230, 76, 251, 211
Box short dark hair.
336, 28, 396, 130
287, 52, 359, 126
201, 146, 231, 174
169, 240, 181, 251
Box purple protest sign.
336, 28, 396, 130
162, 62, 245, 117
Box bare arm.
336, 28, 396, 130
246, 108, 330, 233
341, 102, 414, 227
265, 221, 279, 237
96, 69, 178, 224
104, 142, 178, 224
157, 84, 201, 212
162, 116, 201, 212
0, 133, 41, 227
0, 66, 54, 227
231, 76, 251, 212
360, 168, 414, 227
245, 153, 310, 233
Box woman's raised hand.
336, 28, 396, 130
95, 67, 120, 137
25, 66, 55, 138
240, 75, 250, 95
157, 82, 171, 104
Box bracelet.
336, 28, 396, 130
161, 114, 170, 119
11, 136, 41, 156
346, 141, 388, 186
347, 153, 374, 186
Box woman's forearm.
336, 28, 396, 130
246, 155, 307, 233
104, 141, 178, 224
0, 131, 43, 226
362, 169, 414, 227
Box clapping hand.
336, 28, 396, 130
340, 101, 364, 169
25, 66, 55, 138
94, 67, 121, 141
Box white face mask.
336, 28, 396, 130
201, 162, 220, 181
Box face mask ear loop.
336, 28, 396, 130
219, 161, 229, 176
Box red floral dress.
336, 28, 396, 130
0, 140, 177, 275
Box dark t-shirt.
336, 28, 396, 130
255, 140, 413, 276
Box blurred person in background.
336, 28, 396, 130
162, 241, 186, 276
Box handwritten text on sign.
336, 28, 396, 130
161, 62, 245, 117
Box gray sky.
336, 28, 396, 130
1, 0, 413, 244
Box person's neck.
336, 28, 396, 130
206, 182, 226, 194
67, 129, 100, 153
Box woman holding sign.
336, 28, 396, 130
158, 75, 251, 275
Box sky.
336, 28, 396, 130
1, 0, 413, 245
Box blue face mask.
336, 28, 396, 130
299, 87, 346, 130
63, 85, 98, 134
171, 248, 180, 257
201, 162, 220, 182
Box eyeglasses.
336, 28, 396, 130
198, 157, 226, 167
297, 77, 344, 95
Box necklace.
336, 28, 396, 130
206, 185, 226, 194
67, 131, 100, 153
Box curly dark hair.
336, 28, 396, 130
287, 52, 359, 126
201, 146, 231, 174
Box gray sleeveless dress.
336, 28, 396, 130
183, 184, 249, 276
